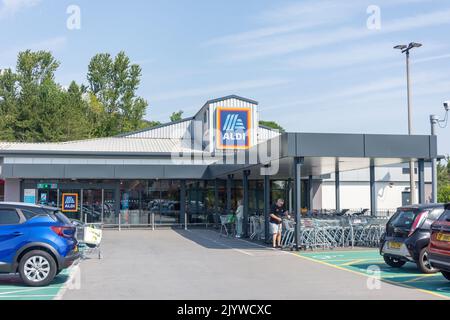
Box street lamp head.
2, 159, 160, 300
409, 42, 422, 48
444, 101, 449, 112
394, 44, 407, 50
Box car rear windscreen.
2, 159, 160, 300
438, 209, 450, 222
44, 209, 72, 225
389, 210, 419, 229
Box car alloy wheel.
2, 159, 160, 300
421, 251, 434, 271
24, 256, 51, 282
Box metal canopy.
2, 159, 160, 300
0, 132, 437, 180
209, 132, 437, 180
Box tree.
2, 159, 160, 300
87, 51, 148, 136
60, 81, 92, 140
438, 185, 450, 203
0, 68, 18, 141
437, 156, 450, 202
170, 110, 183, 122
0, 50, 84, 142
0, 50, 153, 142
259, 120, 285, 132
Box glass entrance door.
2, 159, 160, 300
37, 188, 58, 207
82, 189, 103, 223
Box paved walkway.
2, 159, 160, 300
59, 229, 446, 300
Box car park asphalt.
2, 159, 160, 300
58, 229, 448, 300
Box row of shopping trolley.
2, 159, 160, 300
281, 216, 389, 250
218, 213, 389, 250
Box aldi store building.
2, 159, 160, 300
0, 95, 437, 236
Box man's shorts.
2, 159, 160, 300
269, 222, 282, 235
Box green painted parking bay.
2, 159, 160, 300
298, 249, 450, 299
0, 269, 71, 300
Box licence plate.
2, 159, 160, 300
388, 241, 402, 249
437, 233, 450, 242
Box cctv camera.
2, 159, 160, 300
444, 101, 450, 111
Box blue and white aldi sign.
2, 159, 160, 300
216, 107, 251, 149
62, 193, 78, 212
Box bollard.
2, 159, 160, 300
152, 212, 155, 231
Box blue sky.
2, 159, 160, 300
1, 0, 450, 154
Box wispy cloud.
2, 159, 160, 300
0, 0, 41, 19
210, 5, 450, 62
0, 36, 67, 69
264, 70, 446, 112
415, 53, 450, 64
205, 1, 357, 47
286, 41, 448, 70
151, 78, 291, 102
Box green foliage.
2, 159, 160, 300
143, 120, 162, 128
259, 120, 285, 132
87, 51, 148, 136
0, 50, 70, 142
438, 156, 450, 203
438, 185, 450, 203
170, 110, 184, 122
0, 50, 151, 142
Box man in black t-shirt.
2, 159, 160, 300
269, 199, 288, 248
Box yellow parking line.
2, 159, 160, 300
304, 250, 377, 255
295, 253, 449, 300
341, 259, 368, 266
404, 274, 440, 283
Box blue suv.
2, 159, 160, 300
0, 202, 79, 287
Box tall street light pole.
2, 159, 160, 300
394, 42, 422, 205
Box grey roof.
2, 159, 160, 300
117, 117, 194, 138
203, 95, 258, 106
0, 137, 197, 154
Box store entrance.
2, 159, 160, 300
35, 187, 114, 223
37, 188, 58, 207
58, 189, 108, 223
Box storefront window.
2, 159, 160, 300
103, 189, 116, 225
186, 181, 207, 224
0, 180, 5, 202
117, 180, 182, 226
250, 180, 264, 216
21, 178, 288, 227
82, 189, 102, 223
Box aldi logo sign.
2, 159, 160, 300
62, 193, 78, 212
216, 107, 251, 149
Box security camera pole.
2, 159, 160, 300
394, 42, 422, 204
430, 102, 449, 203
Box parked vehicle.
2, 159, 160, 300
0, 202, 79, 286
380, 204, 446, 273
428, 204, 450, 281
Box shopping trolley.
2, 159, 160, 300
219, 214, 236, 237
249, 215, 265, 240
281, 219, 296, 250
74, 221, 103, 259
